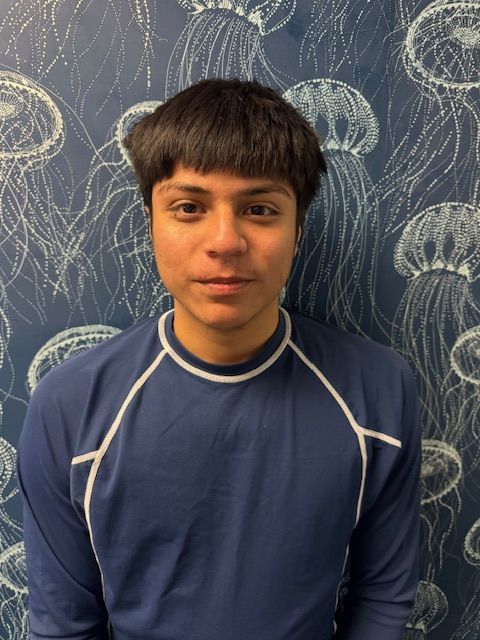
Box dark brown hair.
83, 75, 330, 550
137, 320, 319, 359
123, 78, 327, 230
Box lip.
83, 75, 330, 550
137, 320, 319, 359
196, 277, 252, 294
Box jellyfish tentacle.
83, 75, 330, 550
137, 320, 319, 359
284, 79, 379, 334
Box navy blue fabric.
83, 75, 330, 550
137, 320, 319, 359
18, 308, 420, 640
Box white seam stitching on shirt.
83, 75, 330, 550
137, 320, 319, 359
359, 427, 402, 448
71, 450, 98, 465
157, 307, 292, 383
287, 339, 367, 527
83, 349, 168, 602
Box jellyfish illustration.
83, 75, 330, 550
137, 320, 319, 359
0, 436, 22, 570
165, 0, 295, 97
0, 70, 95, 321
27, 324, 122, 393
404, 1, 480, 93
404, 580, 448, 639
451, 518, 480, 640
443, 326, 480, 476
0, 0, 159, 121
379, 1, 480, 237
77, 101, 171, 323
0, 542, 28, 640
464, 518, 480, 567
392, 202, 480, 440
0, 542, 27, 596
283, 79, 380, 335
0, 71, 64, 292
420, 439, 462, 579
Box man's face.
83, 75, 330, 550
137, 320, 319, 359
150, 164, 299, 338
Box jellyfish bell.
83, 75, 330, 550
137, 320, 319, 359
283, 79, 379, 157
404, 2, 480, 92
394, 202, 480, 283
115, 101, 161, 167
166, 0, 293, 96
405, 580, 448, 636
450, 326, 480, 385
27, 325, 121, 394
175, 0, 295, 35
421, 439, 462, 505
0, 542, 27, 595
0, 71, 64, 171
464, 518, 480, 566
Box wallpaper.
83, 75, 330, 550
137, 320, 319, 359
0, 1, 479, 638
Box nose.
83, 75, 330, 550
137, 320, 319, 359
204, 208, 247, 257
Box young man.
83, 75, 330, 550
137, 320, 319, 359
18, 79, 420, 640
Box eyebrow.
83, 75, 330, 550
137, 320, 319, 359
155, 182, 294, 199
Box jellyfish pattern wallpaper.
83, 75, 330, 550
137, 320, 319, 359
0, 0, 478, 637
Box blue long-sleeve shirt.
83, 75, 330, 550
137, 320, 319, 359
18, 307, 421, 639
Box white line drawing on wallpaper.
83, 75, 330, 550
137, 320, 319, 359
0, 436, 26, 638
299, 0, 391, 79
0, 70, 64, 297
26, 325, 122, 393
451, 518, 480, 640
0, 307, 14, 419
0, 436, 21, 547
405, 1, 480, 92
392, 202, 480, 441
378, 1, 480, 238
283, 79, 379, 334
464, 518, 480, 566
420, 439, 462, 579
443, 326, 480, 477
0, 70, 85, 322
76, 101, 171, 323
165, 0, 296, 98
0, 542, 28, 640
404, 580, 448, 639
0, 0, 160, 120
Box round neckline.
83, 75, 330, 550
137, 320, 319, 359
157, 307, 291, 383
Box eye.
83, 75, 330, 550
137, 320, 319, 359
180, 203, 198, 214
168, 202, 203, 218
245, 205, 275, 217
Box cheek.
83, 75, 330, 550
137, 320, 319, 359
262, 240, 296, 282
151, 227, 189, 268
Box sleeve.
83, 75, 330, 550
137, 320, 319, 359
333, 361, 421, 640
17, 379, 110, 640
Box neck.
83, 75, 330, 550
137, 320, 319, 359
172, 306, 280, 365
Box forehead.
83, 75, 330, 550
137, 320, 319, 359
152, 165, 296, 200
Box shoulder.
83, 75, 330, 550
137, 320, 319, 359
285, 309, 418, 439
287, 309, 411, 375
25, 313, 166, 446
21, 313, 168, 464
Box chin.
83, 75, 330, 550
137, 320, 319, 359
200, 310, 251, 332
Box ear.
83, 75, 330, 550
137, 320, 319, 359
295, 226, 302, 255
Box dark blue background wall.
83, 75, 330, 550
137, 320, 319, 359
0, 1, 479, 637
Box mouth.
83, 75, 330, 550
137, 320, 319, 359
196, 277, 253, 294
200, 277, 251, 284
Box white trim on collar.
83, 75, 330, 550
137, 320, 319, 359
157, 307, 291, 384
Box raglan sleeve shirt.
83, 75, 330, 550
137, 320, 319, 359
17, 310, 421, 640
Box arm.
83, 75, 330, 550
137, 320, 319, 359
17, 380, 110, 640
334, 363, 421, 640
